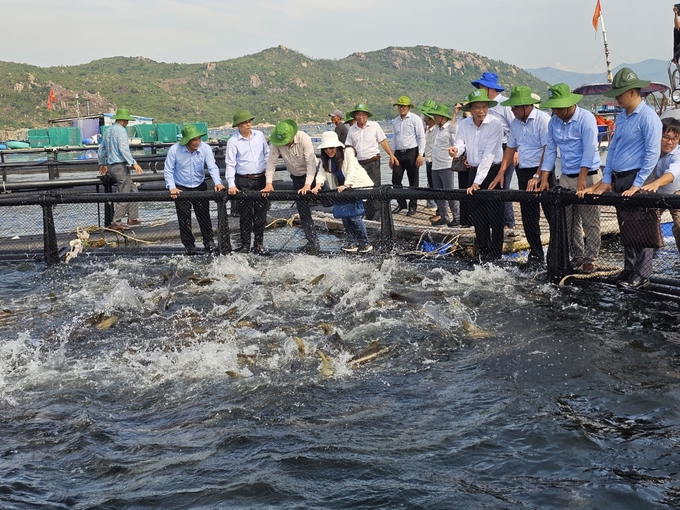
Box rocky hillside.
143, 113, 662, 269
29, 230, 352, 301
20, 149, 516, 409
0, 45, 548, 131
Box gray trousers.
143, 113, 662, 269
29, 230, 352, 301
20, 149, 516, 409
431, 168, 459, 222
108, 163, 139, 222
560, 171, 601, 264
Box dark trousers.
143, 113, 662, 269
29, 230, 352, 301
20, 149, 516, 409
359, 158, 382, 221
613, 171, 653, 277
469, 164, 504, 261
235, 173, 268, 247
290, 174, 319, 247
393, 147, 419, 211
516, 167, 555, 262
174, 181, 214, 249
457, 169, 472, 226
503, 162, 516, 227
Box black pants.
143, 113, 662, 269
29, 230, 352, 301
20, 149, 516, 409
457, 169, 472, 226
469, 164, 504, 261
393, 147, 419, 211
516, 167, 555, 262
235, 173, 268, 247
174, 181, 214, 249
290, 174, 319, 247
359, 158, 382, 221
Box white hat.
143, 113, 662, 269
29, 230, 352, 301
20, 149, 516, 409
318, 130, 344, 150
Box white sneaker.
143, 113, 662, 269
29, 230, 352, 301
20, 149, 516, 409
341, 244, 359, 253
359, 244, 373, 253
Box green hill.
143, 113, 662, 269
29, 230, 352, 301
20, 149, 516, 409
0, 45, 549, 131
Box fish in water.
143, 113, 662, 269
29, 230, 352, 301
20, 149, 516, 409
310, 274, 325, 286
96, 316, 118, 330
350, 341, 390, 367
462, 320, 494, 339
293, 336, 307, 357
318, 323, 334, 335
317, 350, 334, 377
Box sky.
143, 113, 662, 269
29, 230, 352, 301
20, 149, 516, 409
2, 0, 672, 74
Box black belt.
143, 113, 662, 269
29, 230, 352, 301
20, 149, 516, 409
358, 155, 380, 165
395, 147, 417, 154
562, 170, 599, 177
612, 169, 639, 179
237, 172, 265, 179
110, 161, 127, 165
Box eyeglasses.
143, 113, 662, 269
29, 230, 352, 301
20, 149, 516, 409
662, 133, 680, 142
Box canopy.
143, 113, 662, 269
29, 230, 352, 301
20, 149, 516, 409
573, 82, 670, 97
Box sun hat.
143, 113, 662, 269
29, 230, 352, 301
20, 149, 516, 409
460, 89, 498, 111
540, 83, 583, 108
603, 67, 652, 98
329, 109, 344, 119
429, 104, 452, 119
501, 86, 541, 107
419, 99, 437, 115
471, 72, 505, 92
270, 119, 298, 146
318, 131, 344, 150
233, 109, 255, 126
179, 124, 207, 145
393, 95, 414, 107
348, 103, 373, 118
112, 108, 134, 121
344, 112, 354, 124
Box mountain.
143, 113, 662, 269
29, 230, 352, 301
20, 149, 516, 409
526, 59, 670, 89
0, 46, 549, 132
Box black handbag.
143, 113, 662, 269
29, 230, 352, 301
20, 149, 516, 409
616, 207, 663, 248
451, 155, 467, 172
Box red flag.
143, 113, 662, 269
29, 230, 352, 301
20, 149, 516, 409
49, 90, 56, 104
592, 0, 601, 31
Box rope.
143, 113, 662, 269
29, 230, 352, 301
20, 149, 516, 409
559, 265, 621, 285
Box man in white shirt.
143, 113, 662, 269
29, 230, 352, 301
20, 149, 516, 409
391, 96, 426, 215
451, 89, 505, 262
345, 103, 399, 221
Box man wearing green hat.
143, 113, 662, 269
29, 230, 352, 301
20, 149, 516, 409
421, 101, 438, 211
540, 83, 602, 274
164, 124, 225, 255
345, 103, 399, 221
580, 67, 663, 289
429, 104, 459, 227
97, 107, 144, 230
391, 95, 426, 215
451, 89, 505, 261
263, 119, 320, 254
226, 110, 270, 254
493, 86, 553, 266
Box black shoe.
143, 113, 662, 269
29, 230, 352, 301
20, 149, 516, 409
618, 275, 650, 290
610, 270, 633, 283
185, 246, 197, 256
447, 220, 460, 227
235, 245, 251, 253
204, 243, 218, 255
519, 258, 543, 271
406, 208, 417, 216
392, 205, 405, 214
253, 244, 270, 256
431, 218, 448, 226
298, 243, 320, 255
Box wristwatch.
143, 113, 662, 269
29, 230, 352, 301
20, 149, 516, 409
532, 173, 540, 179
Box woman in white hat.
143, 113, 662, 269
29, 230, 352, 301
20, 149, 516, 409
312, 131, 374, 253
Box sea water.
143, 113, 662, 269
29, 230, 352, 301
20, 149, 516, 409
0, 253, 679, 509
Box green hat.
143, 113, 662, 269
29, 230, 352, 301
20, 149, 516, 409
179, 124, 207, 145
349, 103, 373, 118
430, 104, 452, 119
501, 86, 541, 107
112, 107, 134, 121
420, 99, 437, 115
344, 112, 354, 124
460, 89, 498, 112
603, 67, 652, 98
393, 95, 414, 108
233, 109, 255, 126
270, 119, 298, 146
541, 83, 583, 108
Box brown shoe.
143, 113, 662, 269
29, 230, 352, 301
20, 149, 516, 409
429, 215, 442, 223
110, 222, 131, 231
127, 219, 142, 226
579, 262, 598, 274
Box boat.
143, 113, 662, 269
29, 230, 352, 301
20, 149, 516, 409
4, 140, 29, 149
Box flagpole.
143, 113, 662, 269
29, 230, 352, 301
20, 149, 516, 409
600, 9, 613, 83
